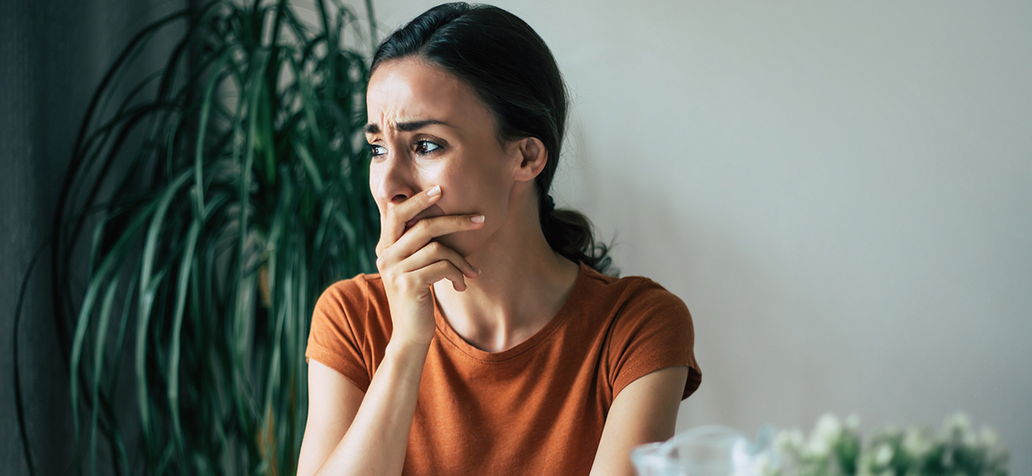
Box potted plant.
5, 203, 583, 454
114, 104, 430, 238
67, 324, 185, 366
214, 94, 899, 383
19, 0, 380, 473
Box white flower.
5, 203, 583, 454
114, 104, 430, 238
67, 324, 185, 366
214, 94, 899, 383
963, 429, 979, 447
814, 413, 843, 437
776, 429, 805, 453
807, 414, 842, 455
944, 413, 971, 433
902, 428, 931, 457
874, 443, 894, 466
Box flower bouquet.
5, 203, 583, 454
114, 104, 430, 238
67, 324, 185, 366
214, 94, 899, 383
768, 413, 1009, 476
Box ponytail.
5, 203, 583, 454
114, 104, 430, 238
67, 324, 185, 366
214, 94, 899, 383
540, 201, 615, 275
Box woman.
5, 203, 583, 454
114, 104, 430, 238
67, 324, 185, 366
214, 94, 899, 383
297, 3, 701, 475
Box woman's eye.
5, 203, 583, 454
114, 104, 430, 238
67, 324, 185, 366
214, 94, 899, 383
369, 144, 387, 157
414, 140, 441, 155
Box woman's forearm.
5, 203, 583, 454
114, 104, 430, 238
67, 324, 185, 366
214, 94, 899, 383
313, 339, 429, 476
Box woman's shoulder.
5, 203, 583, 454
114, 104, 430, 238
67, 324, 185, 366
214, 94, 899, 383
311, 273, 393, 351
573, 263, 700, 399
314, 273, 389, 323
576, 263, 687, 311
319, 272, 385, 301
308, 273, 391, 391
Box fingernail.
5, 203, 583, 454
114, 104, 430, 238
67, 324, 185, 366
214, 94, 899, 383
427, 185, 441, 197
470, 215, 485, 223
471, 266, 481, 276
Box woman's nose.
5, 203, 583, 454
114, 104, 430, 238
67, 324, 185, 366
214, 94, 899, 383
372, 152, 417, 208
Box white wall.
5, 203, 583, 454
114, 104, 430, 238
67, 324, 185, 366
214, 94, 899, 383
360, 0, 1032, 472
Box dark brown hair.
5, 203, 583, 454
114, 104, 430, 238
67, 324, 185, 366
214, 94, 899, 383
371, 2, 614, 274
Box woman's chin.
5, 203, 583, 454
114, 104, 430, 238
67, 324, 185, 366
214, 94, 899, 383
434, 233, 477, 260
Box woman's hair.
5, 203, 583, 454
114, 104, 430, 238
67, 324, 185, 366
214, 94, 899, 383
371, 2, 614, 274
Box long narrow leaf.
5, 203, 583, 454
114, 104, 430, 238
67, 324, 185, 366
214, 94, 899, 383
135, 171, 191, 447
167, 217, 201, 457
89, 279, 120, 476
194, 52, 231, 214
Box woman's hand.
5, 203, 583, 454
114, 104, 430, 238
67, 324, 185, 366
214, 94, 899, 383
375, 185, 484, 348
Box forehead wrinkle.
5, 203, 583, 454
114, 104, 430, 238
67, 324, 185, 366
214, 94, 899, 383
365, 59, 489, 140
365, 114, 455, 137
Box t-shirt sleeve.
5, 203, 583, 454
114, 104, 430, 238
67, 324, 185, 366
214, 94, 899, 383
305, 278, 374, 392
606, 280, 702, 401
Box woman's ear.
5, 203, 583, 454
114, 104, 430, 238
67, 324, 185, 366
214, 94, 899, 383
513, 137, 548, 183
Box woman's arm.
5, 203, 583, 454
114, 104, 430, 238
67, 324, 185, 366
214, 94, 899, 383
589, 366, 690, 476
296, 360, 363, 476
296, 186, 483, 476
296, 344, 429, 476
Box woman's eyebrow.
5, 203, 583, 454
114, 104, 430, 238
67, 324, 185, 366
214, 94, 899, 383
364, 119, 452, 134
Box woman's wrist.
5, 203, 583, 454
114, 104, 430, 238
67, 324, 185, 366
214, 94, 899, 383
385, 336, 432, 366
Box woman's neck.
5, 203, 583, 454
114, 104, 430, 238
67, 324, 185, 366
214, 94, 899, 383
432, 211, 580, 353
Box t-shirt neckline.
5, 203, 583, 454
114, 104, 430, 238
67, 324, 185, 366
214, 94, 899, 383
431, 262, 590, 362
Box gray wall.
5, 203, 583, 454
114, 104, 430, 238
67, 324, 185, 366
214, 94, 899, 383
366, 0, 1031, 473
1, 0, 183, 474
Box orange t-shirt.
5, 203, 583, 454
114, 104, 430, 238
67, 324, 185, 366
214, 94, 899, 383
305, 262, 702, 475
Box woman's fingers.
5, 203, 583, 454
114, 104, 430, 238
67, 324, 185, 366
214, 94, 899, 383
405, 241, 480, 279
416, 260, 469, 292
376, 185, 442, 256
384, 257, 469, 296
389, 214, 485, 260
376, 214, 484, 274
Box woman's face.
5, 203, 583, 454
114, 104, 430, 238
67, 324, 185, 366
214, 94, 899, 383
365, 58, 522, 257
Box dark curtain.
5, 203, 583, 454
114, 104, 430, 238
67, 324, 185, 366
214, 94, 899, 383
1, 0, 187, 474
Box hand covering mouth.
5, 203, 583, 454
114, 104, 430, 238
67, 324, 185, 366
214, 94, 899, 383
404, 217, 421, 231
403, 206, 444, 232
